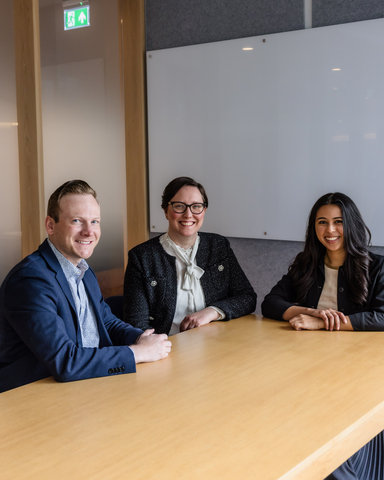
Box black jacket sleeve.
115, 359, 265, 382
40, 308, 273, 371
261, 271, 298, 320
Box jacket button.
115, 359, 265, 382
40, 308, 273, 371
340, 308, 345, 312
218, 265, 224, 271
151, 280, 157, 287
108, 368, 113, 374
120, 367, 125, 372
339, 287, 344, 292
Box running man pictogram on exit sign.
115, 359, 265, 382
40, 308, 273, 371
64, 6, 90, 31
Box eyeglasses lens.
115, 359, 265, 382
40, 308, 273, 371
172, 203, 204, 214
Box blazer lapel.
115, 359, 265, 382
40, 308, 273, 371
38, 240, 82, 345
195, 233, 209, 269
38, 240, 77, 314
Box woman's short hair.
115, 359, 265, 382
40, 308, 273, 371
161, 177, 208, 210
47, 180, 97, 222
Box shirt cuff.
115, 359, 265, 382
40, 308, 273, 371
208, 306, 226, 320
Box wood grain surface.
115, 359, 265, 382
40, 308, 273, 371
2, 315, 384, 479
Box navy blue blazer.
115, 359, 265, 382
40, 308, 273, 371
124, 233, 257, 334
0, 240, 143, 393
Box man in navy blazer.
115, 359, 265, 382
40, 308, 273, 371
0, 180, 171, 393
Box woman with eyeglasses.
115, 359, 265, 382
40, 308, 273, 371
124, 176, 256, 335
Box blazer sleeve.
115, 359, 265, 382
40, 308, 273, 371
101, 299, 144, 345
348, 256, 384, 331
261, 271, 298, 320
204, 238, 257, 319
123, 248, 152, 331
2, 265, 141, 383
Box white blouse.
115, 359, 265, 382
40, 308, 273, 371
160, 233, 225, 335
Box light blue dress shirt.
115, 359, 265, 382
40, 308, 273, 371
48, 239, 100, 348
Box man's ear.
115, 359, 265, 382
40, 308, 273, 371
45, 216, 55, 235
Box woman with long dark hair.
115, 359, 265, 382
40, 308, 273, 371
262, 192, 384, 479
262, 192, 384, 332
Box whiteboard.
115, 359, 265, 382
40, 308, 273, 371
147, 18, 384, 245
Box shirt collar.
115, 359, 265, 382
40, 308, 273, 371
48, 238, 89, 281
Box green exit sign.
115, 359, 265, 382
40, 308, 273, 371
64, 6, 90, 31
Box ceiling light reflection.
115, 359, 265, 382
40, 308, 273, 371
0, 122, 18, 127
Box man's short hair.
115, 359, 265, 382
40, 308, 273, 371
47, 180, 98, 222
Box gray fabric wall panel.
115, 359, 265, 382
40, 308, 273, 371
313, 0, 384, 27
146, 0, 304, 51
227, 237, 302, 315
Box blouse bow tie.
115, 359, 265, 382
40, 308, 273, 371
182, 263, 205, 291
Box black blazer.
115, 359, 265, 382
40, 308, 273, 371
124, 233, 257, 334
261, 253, 384, 331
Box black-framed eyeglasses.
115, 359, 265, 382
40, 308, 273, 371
168, 201, 206, 214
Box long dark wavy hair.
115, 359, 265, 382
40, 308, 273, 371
289, 192, 371, 306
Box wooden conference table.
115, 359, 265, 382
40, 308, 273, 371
2, 315, 384, 480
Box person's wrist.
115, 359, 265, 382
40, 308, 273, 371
318, 318, 326, 329
130, 345, 142, 364
208, 307, 222, 321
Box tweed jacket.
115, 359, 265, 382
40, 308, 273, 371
124, 233, 257, 334
261, 252, 384, 331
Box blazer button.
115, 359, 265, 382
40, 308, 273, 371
108, 368, 113, 374
120, 367, 125, 372
338, 287, 344, 292
151, 280, 157, 287
218, 265, 224, 271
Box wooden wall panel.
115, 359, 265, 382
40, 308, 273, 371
14, 0, 45, 257
121, 0, 149, 255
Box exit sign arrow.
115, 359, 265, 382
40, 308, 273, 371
64, 6, 90, 30
78, 11, 86, 24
